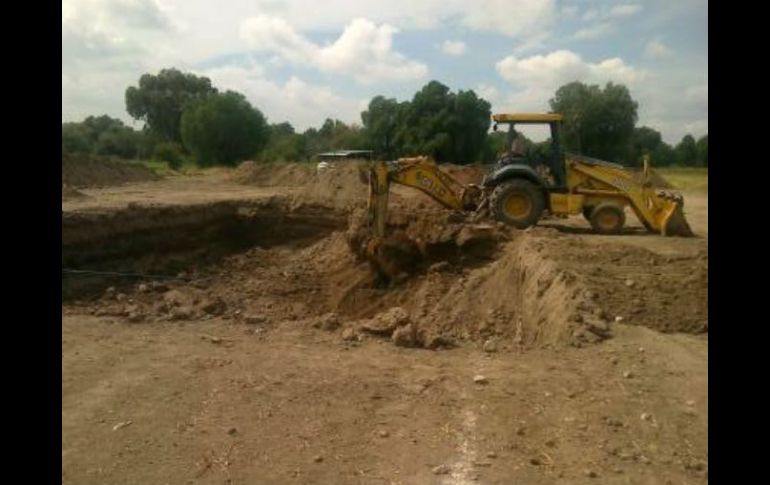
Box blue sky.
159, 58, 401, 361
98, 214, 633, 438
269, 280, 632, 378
62, 0, 707, 144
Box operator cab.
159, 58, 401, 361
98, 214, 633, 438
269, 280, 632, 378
489, 113, 567, 190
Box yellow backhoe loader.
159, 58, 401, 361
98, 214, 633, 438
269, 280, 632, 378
363, 113, 694, 278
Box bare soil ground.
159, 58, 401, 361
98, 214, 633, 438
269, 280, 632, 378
62, 162, 707, 485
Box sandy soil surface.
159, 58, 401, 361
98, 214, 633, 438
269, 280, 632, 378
62, 162, 707, 485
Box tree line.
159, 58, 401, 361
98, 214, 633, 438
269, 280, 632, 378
62, 68, 707, 168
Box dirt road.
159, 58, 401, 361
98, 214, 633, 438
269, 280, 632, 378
62, 166, 707, 485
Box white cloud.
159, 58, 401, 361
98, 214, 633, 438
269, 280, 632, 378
683, 119, 708, 138
685, 84, 708, 104
575, 3, 642, 40
608, 4, 643, 18
231, 0, 556, 37
63, 0, 175, 32
197, 64, 367, 130
645, 39, 674, 59
441, 40, 467, 56
240, 16, 428, 83
583, 3, 642, 21
561, 5, 579, 18
493, 50, 647, 135
62, 0, 181, 123
475, 83, 499, 103
573, 23, 614, 40
496, 50, 645, 90
460, 0, 556, 37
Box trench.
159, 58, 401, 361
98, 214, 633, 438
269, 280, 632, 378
62, 201, 608, 348
62, 200, 348, 300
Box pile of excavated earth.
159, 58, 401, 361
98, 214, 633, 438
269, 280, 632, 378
62, 154, 159, 189
63, 160, 707, 352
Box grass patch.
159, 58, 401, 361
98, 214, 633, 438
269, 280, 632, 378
656, 167, 708, 192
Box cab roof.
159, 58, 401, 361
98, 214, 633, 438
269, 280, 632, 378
492, 113, 563, 123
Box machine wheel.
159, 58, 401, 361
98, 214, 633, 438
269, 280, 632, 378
590, 203, 626, 234
490, 179, 545, 229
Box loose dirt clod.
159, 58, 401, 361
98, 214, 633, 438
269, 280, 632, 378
474, 375, 489, 384
391, 324, 417, 347
112, 420, 132, 431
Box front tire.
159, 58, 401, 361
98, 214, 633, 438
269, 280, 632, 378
490, 179, 545, 229
590, 203, 626, 234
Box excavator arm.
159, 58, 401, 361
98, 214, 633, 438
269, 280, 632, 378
362, 156, 483, 282
367, 156, 481, 237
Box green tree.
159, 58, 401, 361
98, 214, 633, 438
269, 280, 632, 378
362, 82, 491, 163
153, 142, 185, 170
260, 122, 308, 162
651, 142, 676, 167
126, 68, 217, 142
401, 81, 491, 163
361, 96, 407, 159
481, 131, 509, 162
62, 115, 149, 158
61, 123, 91, 154
674, 134, 698, 166
549, 81, 638, 164
180, 91, 269, 166
95, 128, 144, 159
696, 134, 708, 167
630, 126, 663, 166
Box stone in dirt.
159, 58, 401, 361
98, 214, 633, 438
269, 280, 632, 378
392, 324, 417, 347
432, 464, 450, 475
243, 314, 266, 325
170, 306, 195, 321
202, 298, 227, 316
341, 327, 358, 341
473, 375, 489, 384
163, 290, 190, 307
428, 261, 451, 273
313, 313, 340, 331
359, 307, 410, 336
482, 338, 498, 353
127, 312, 144, 323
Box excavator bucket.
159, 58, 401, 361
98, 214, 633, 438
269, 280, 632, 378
640, 157, 695, 237
662, 199, 695, 237
364, 234, 422, 284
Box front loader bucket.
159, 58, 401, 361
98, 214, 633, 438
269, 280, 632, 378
661, 200, 695, 237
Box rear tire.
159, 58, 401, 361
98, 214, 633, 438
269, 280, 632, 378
590, 203, 626, 234
490, 179, 545, 229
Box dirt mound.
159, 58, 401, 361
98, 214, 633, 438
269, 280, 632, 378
232, 160, 370, 210
334, 227, 608, 349
299, 161, 369, 209
230, 161, 316, 186
441, 163, 490, 185
62, 154, 159, 188
548, 238, 708, 334
62, 184, 88, 200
